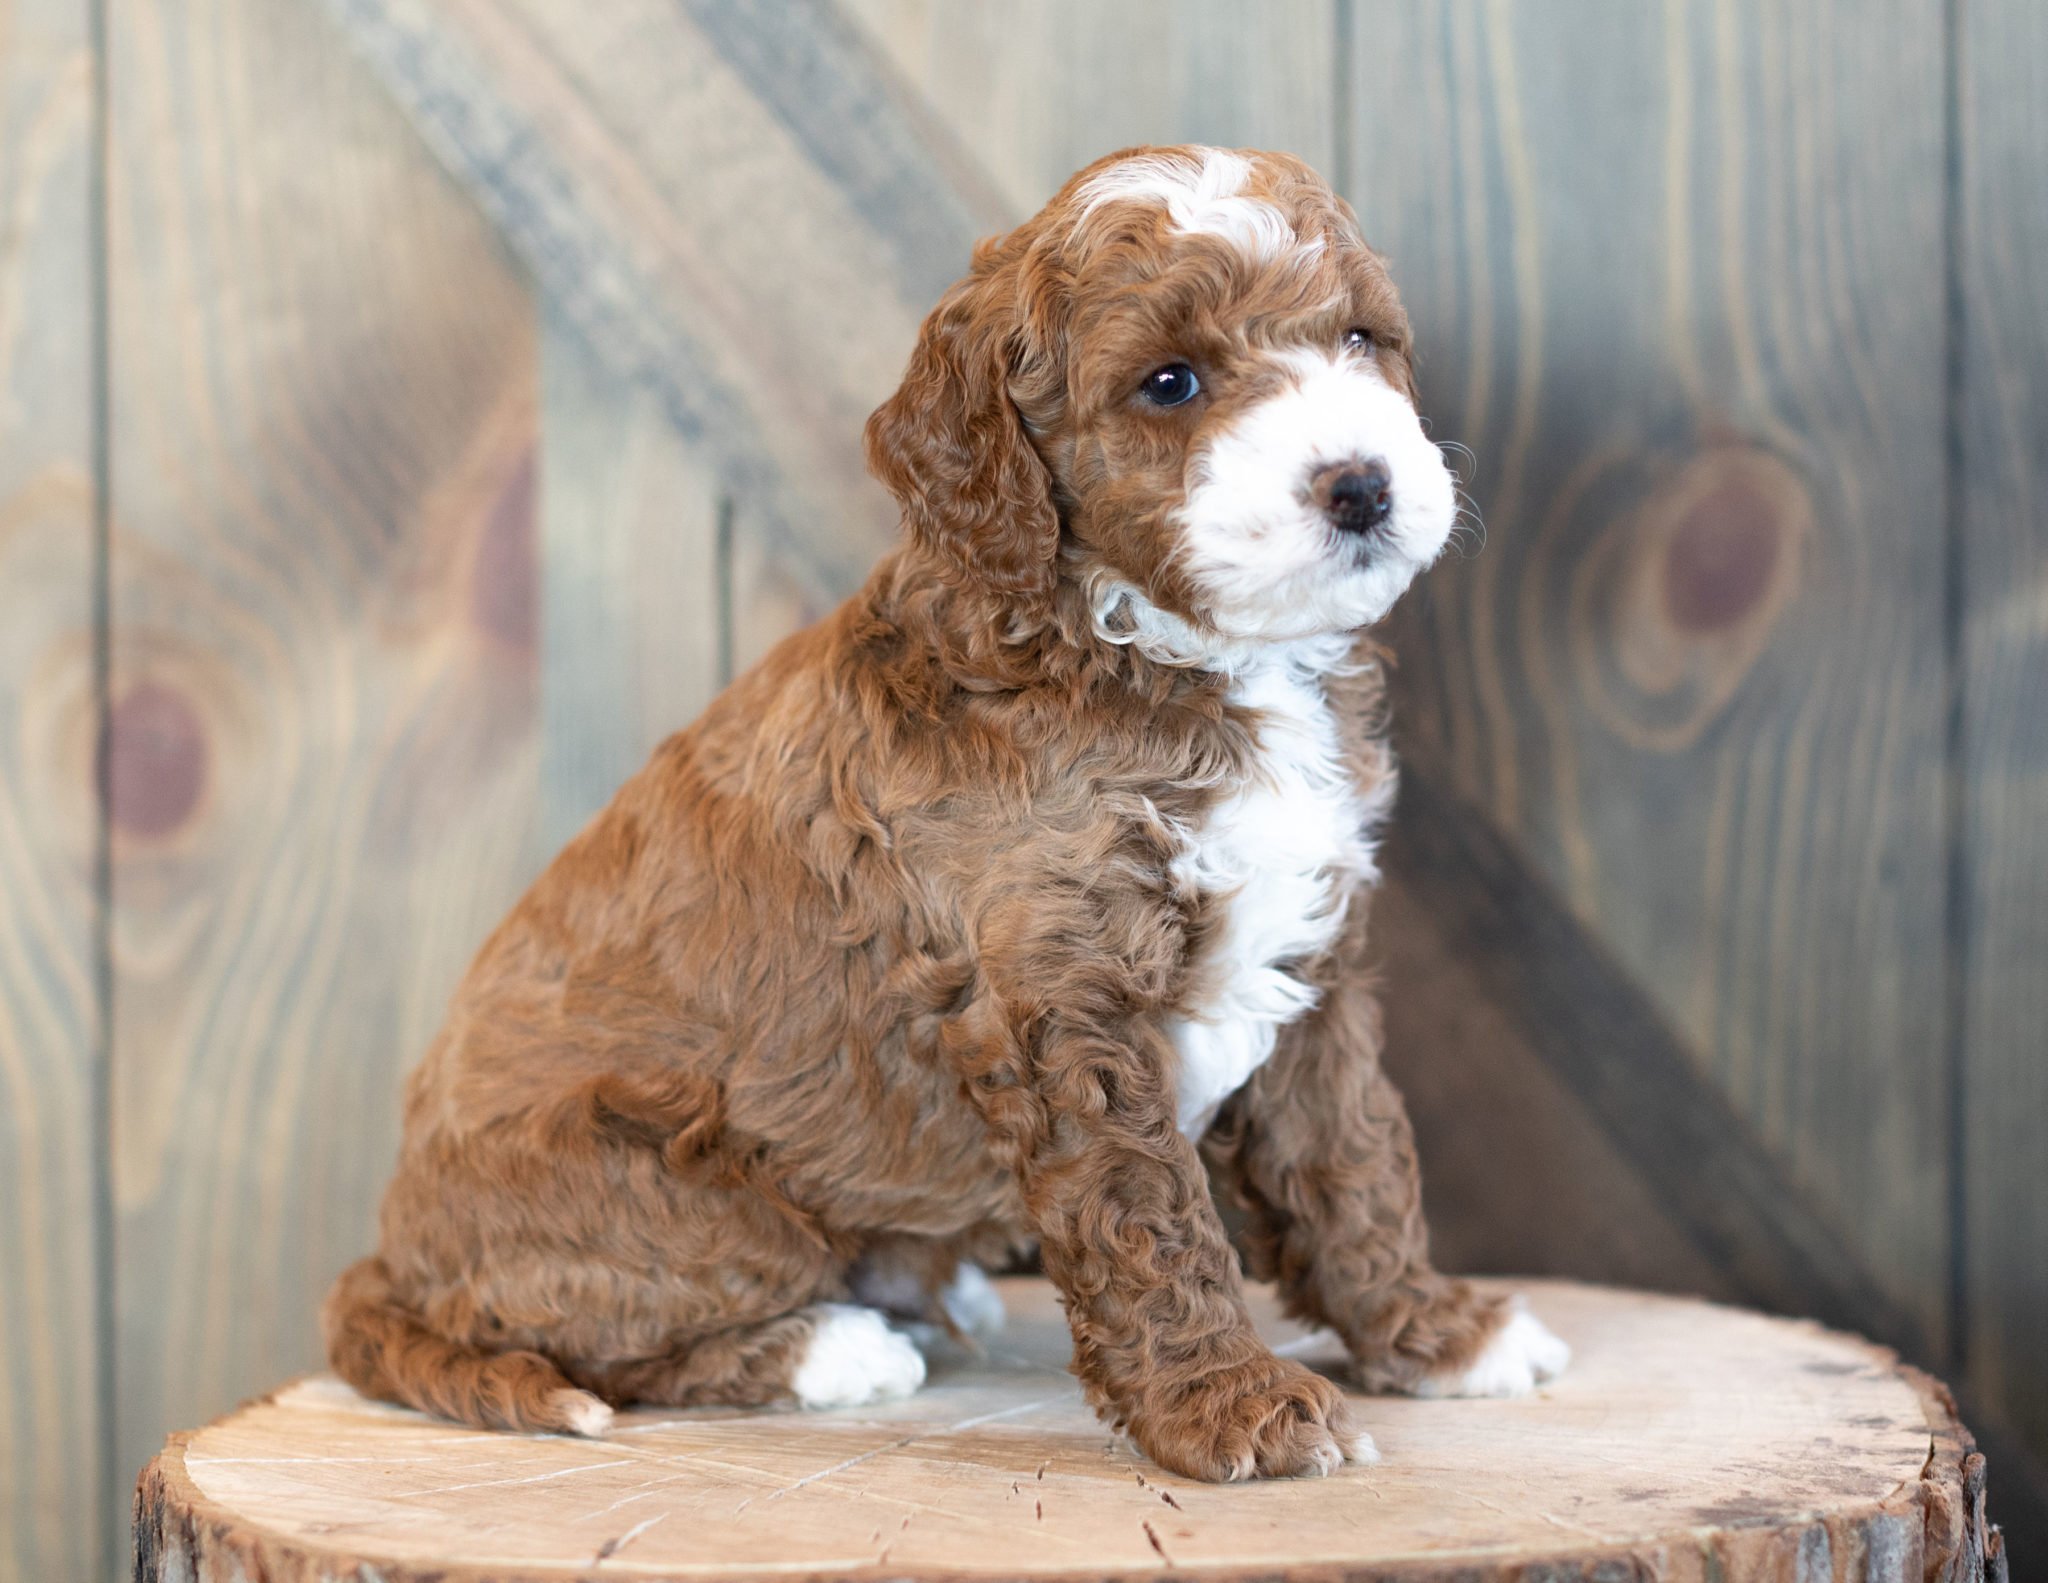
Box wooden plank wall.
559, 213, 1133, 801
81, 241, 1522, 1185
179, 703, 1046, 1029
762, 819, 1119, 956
0, 1, 2040, 1573
102, 0, 540, 1528
537, 318, 724, 848
0, 1, 104, 1576
1353, 0, 1955, 1351
1960, 0, 2048, 1471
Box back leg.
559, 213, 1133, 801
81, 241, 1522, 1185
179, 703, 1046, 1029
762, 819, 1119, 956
575, 1303, 926, 1412
845, 1230, 1015, 1343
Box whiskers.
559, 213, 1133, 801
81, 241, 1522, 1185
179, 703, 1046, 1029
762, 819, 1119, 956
1435, 439, 1488, 559
1444, 493, 1488, 558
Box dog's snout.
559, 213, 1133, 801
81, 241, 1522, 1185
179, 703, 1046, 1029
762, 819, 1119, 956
1314, 460, 1394, 535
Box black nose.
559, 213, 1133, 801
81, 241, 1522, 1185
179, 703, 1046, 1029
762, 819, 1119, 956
1322, 460, 1394, 534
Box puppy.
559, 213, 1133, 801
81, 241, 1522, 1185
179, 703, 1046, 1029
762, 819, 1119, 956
325, 145, 1567, 1482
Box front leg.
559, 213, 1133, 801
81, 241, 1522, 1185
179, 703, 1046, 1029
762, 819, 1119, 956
1002, 1013, 1377, 1480
1202, 924, 1569, 1397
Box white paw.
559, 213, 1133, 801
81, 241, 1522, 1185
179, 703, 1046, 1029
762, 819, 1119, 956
1413, 1300, 1570, 1398
1283, 1422, 1380, 1479
550, 1388, 615, 1437
791, 1304, 928, 1409
939, 1263, 1006, 1339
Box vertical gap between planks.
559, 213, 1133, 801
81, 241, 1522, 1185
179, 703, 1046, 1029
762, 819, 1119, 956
715, 492, 736, 688
1332, 0, 1357, 204
1938, 0, 1970, 1379
87, 0, 118, 1561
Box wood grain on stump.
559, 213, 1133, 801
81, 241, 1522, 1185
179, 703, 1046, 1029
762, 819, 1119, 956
134, 1279, 2003, 1582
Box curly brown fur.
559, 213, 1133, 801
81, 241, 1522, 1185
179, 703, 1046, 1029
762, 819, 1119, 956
327, 145, 1533, 1481
1201, 920, 1511, 1393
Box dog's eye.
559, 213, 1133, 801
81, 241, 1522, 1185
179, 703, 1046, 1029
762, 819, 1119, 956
1139, 363, 1201, 407
1343, 327, 1375, 353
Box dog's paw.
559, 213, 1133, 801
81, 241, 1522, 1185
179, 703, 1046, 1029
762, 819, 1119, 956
1412, 1298, 1570, 1398
790, 1304, 927, 1409
1133, 1354, 1378, 1481
547, 1387, 616, 1437
940, 1263, 1006, 1340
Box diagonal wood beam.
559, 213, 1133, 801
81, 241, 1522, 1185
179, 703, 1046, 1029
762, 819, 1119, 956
1380, 771, 2048, 1549
1382, 769, 1935, 1362
319, 0, 1011, 594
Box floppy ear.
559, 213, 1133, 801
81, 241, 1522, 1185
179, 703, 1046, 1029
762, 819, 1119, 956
864, 256, 1059, 599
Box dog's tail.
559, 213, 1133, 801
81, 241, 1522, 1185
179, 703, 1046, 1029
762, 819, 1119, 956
322, 1255, 614, 1437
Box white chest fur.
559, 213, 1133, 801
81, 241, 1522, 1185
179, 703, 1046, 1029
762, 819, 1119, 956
1168, 656, 1387, 1137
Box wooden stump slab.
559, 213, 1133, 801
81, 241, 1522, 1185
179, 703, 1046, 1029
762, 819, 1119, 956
135, 1278, 2003, 1582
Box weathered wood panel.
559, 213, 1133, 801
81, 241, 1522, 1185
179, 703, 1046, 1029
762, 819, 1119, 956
317, 0, 1005, 600
320, 0, 1016, 778
104, 0, 542, 1505
1380, 774, 1932, 1355
538, 316, 725, 849
0, 0, 104, 1574
1960, 0, 2048, 1465
1352, 1, 1953, 1353
842, 0, 1339, 214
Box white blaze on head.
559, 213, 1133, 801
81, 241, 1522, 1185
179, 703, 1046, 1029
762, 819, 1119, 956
1077, 147, 1307, 263
1176, 348, 1457, 643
